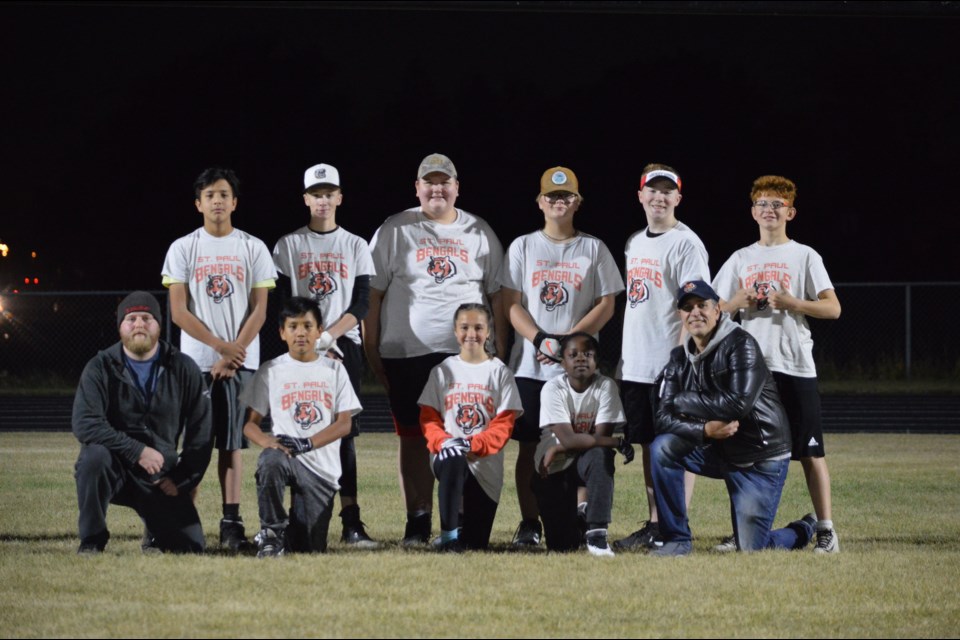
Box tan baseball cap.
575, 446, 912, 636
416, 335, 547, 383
417, 153, 457, 179
538, 166, 581, 201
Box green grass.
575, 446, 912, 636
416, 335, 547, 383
1, 433, 959, 638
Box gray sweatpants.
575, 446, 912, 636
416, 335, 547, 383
256, 448, 337, 552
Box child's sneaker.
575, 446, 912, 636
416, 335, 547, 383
814, 527, 840, 554
713, 534, 737, 553
511, 519, 542, 548
255, 528, 286, 559
585, 529, 615, 557
614, 521, 663, 551
219, 517, 249, 552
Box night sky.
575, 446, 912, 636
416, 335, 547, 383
3, 1, 959, 291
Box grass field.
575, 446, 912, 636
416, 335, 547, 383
1, 432, 958, 638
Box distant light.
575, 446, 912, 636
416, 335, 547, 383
31, 251, 37, 259
33, 278, 39, 284
0, 243, 8, 257
23, 278, 29, 285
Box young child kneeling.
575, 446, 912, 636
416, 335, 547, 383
241, 297, 361, 557
418, 303, 522, 551
533, 332, 633, 556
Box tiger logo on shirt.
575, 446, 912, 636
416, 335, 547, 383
627, 277, 650, 308
206, 275, 234, 304
540, 281, 569, 312
427, 256, 457, 284
455, 402, 485, 435
293, 401, 323, 431
308, 271, 338, 301
754, 281, 776, 311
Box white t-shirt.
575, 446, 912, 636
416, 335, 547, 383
161, 227, 277, 371
369, 208, 504, 358
617, 222, 710, 383
418, 356, 523, 501
500, 231, 624, 381
273, 226, 375, 346
712, 240, 834, 378
240, 354, 362, 488
535, 373, 626, 475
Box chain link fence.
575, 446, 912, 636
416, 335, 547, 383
1, 284, 958, 391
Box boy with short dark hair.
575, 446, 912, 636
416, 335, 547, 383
240, 296, 362, 557
713, 175, 842, 553
161, 167, 277, 550
533, 333, 633, 556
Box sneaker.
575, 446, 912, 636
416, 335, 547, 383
511, 519, 542, 548
650, 539, 693, 557
614, 521, 663, 551
342, 523, 380, 549
713, 534, 737, 553
577, 503, 588, 544
436, 538, 465, 553
255, 528, 286, 559
77, 543, 103, 556
814, 527, 840, 554
140, 529, 162, 555
401, 512, 432, 547
585, 529, 615, 557
219, 517, 249, 552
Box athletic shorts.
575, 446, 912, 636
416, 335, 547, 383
620, 380, 657, 445
205, 369, 253, 451
772, 371, 826, 460
382, 352, 454, 437
510, 377, 547, 443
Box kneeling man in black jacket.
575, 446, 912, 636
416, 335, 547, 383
73, 292, 213, 554
649, 281, 814, 556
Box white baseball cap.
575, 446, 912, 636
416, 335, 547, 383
303, 163, 341, 191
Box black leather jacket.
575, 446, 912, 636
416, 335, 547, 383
655, 316, 791, 464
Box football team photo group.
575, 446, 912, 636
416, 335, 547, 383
74, 153, 842, 560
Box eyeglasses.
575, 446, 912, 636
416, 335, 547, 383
753, 200, 790, 210
543, 193, 577, 204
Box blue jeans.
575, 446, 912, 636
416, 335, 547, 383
651, 434, 811, 551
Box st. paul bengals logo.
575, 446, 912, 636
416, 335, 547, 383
206, 275, 234, 304
427, 256, 457, 283
540, 281, 568, 312
308, 271, 338, 301
293, 401, 323, 431
455, 403, 485, 435
754, 281, 776, 311
627, 277, 650, 308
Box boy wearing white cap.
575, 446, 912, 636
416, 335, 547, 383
272, 163, 379, 548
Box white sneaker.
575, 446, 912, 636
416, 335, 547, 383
814, 528, 840, 553
713, 534, 737, 553
585, 529, 615, 557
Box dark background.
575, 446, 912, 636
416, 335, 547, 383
2, 1, 959, 291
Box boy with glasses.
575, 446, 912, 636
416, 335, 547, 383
712, 175, 842, 553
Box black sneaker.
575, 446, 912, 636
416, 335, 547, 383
436, 538, 465, 553
220, 517, 249, 551
77, 543, 103, 556
342, 523, 380, 549
141, 528, 161, 555
255, 528, 286, 559
511, 519, 542, 548
401, 512, 432, 547
613, 521, 663, 551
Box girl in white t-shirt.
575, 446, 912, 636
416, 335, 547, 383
418, 303, 522, 551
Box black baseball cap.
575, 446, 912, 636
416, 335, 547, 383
676, 280, 720, 309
